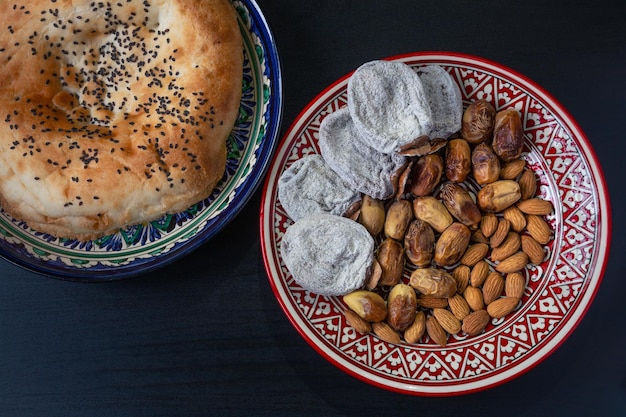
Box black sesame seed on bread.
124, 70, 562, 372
0, 0, 243, 240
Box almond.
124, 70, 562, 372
463, 286, 485, 311
403, 311, 426, 344
372, 321, 401, 344
480, 213, 498, 237
433, 308, 462, 334
426, 315, 448, 346
462, 309, 491, 336
482, 271, 505, 305
490, 231, 521, 262
451, 264, 470, 294
470, 260, 490, 287
526, 214, 552, 245
505, 271, 526, 299
448, 294, 471, 321
500, 158, 526, 180
503, 205, 526, 232
486, 297, 519, 318
344, 309, 372, 335
471, 228, 489, 244
518, 169, 537, 200
416, 295, 449, 309
517, 198, 554, 216
460, 243, 489, 266
495, 251, 529, 273
521, 234, 545, 265
490, 218, 510, 248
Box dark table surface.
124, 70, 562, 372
1, 0, 625, 416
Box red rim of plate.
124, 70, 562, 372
259, 51, 612, 396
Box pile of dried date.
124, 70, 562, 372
342, 100, 554, 346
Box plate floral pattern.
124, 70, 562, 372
260, 52, 610, 395
0, 0, 282, 280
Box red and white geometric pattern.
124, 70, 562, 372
260, 52, 610, 396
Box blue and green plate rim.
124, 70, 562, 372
0, 0, 283, 280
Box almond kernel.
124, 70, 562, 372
495, 251, 529, 273
486, 297, 520, 318
505, 272, 526, 299
517, 198, 554, 216
482, 271, 505, 305
462, 309, 491, 336
521, 234, 545, 265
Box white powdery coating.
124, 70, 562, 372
417, 65, 463, 139
281, 213, 374, 296
278, 154, 361, 222
318, 107, 406, 200
348, 60, 433, 154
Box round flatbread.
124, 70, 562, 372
347, 60, 433, 154
281, 213, 374, 296
278, 154, 361, 222
0, 0, 243, 240
417, 65, 463, 139
318, 107, 407, 200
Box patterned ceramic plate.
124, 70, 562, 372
260, 52, 610, 395
0, 0, 282, 280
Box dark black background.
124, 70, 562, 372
1, 0, 625, 415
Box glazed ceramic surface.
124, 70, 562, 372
0, 0, 282, 280
260, 52, 610, 395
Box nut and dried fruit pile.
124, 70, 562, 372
343, 99, 554, 346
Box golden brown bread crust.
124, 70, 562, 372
0, 0, 243, 240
